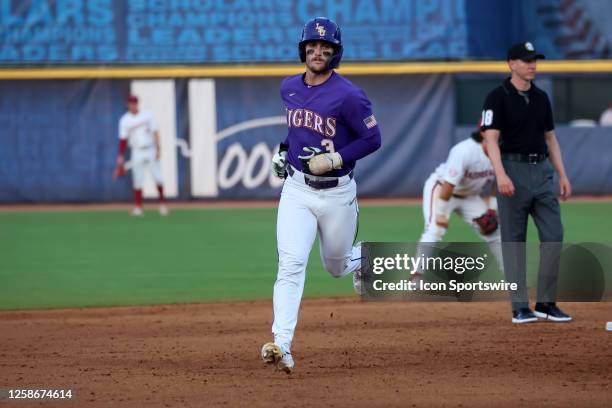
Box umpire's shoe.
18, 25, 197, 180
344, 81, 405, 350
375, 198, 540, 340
534, 302, 572, 322
512, 308, 538, 324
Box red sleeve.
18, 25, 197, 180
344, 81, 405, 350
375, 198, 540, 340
118, 139, 127, 155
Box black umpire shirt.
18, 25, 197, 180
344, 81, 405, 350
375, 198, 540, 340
481, 78, 554, 155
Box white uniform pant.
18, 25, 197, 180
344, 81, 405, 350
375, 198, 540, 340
418, 174, 502, 271
272, 172, 360, 352
131, 146, 163, 189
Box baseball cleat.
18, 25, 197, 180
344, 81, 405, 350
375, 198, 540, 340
131, 207, 144, 217
353, 267, 364, 295
410, 272, 425, 286
352, 242, 366, 295
159, 205, 169, 216
534, 302, 572, 322
261, 342, 282, 365
277, 352, 295, 374
512, 308, 538, 324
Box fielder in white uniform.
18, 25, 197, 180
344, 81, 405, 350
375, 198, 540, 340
115, 95, 168, 216
260, 17, 381, 374
412, 127, 502, 281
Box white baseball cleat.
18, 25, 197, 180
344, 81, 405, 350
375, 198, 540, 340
353, 266, 364, 295
131, 207, 144, 217
410, 272, 425, 286
159, 205, 169, 216
261, 342, 282, 365
352, 242, 366, 295
277, 352, 295, 374
261, 342, 294, 374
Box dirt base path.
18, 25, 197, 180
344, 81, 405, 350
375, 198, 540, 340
1, 299, 610, 407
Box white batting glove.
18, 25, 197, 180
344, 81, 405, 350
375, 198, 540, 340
308, 152, 343, 175
271, 150, 288, 179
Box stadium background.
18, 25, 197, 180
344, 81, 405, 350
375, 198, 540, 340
1, 1, 611, 407
1, 0, 612, 202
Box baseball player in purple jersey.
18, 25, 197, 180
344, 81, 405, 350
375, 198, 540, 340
260, 17, 381, 374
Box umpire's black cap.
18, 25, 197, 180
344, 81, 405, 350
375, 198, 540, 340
507, 41, 545, 61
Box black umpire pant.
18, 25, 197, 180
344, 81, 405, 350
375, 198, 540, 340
497, 159, 564, 311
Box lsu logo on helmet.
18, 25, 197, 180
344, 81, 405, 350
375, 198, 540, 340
298, 17, 343, 69
315, 23, 326, 37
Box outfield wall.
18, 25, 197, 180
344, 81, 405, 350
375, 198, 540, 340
1, 74, 612, 203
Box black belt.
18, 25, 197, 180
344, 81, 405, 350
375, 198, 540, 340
502, 153, 548, 164
287, 166, 353, 190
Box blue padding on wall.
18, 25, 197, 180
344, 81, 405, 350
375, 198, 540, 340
0, 80, 131, 202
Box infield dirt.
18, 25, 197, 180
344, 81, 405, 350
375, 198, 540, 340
1, 299, 610, 407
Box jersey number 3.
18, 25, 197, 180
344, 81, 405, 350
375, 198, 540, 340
321, 139, 335, 153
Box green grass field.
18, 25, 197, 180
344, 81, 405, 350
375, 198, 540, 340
0, 202, 610, 310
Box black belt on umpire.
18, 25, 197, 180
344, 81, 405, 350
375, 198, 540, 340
502, 153, 548, 164
287, 165, 353, 190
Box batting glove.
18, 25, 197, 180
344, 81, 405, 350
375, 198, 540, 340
298, 146, 322, 173
308, 152, 343, 175
271, 146, 289, 179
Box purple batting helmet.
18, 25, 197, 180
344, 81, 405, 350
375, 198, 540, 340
298, 17, 343, 69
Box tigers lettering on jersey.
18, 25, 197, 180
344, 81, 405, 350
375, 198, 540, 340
286, 108, 337, 138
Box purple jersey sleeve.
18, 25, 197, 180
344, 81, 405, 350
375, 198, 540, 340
279, 79, 290, 147
338, 89, 381, 164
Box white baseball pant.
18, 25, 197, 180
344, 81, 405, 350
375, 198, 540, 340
272, 169, 360, 352
131, 146, 163, 189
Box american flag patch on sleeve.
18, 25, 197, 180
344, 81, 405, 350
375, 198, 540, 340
363, 114, 377, 129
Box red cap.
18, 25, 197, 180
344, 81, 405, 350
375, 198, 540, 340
126, 95, 138, 103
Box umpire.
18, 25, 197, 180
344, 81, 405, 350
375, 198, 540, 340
482, 42, 572, 324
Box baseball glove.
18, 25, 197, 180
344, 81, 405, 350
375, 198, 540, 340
112, 163, 126, 180
473, 209, 498, 235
